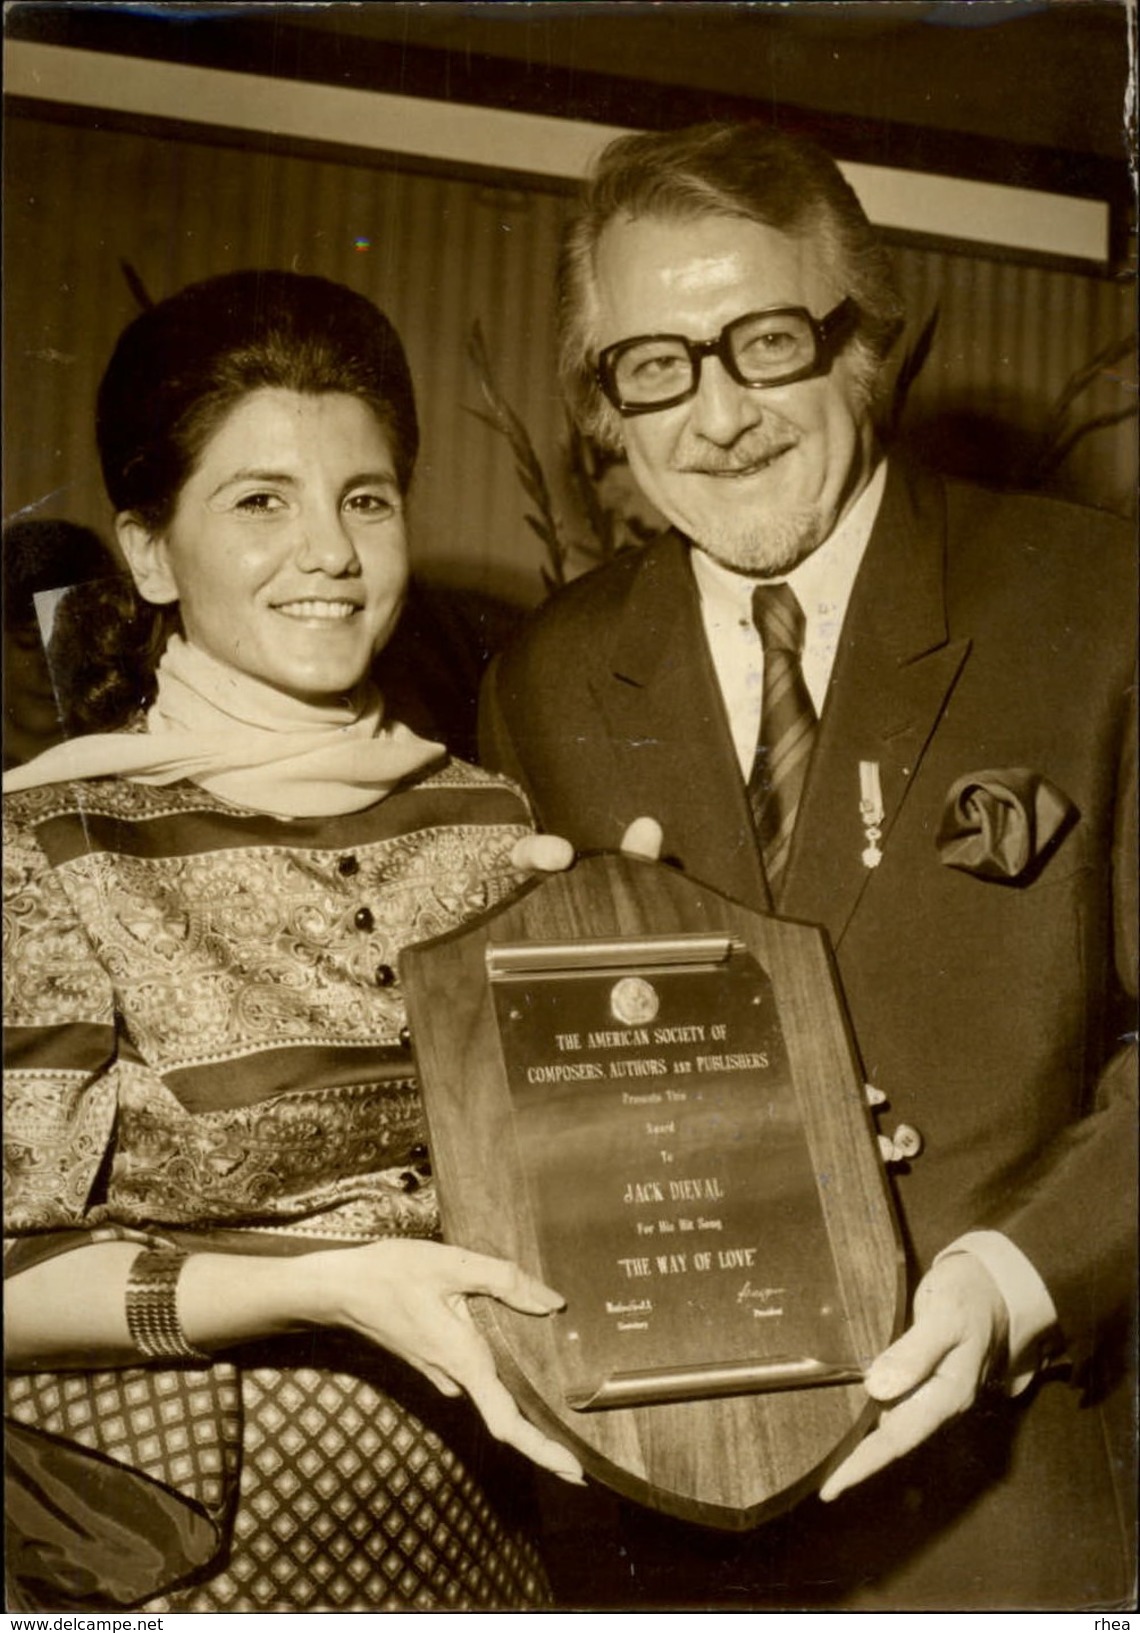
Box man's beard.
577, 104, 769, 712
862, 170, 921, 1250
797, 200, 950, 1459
693, 505, 827, 577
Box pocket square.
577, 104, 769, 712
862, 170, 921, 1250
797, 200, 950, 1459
936, 768, 1075, 882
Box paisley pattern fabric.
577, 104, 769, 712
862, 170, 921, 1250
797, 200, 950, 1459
3, 763, 553, 1610
103, 1068, 441, 1237
30, 823, 506, 1067
4, 762, 528, 1235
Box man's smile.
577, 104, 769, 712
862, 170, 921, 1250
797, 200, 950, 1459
681, 443, 797, 479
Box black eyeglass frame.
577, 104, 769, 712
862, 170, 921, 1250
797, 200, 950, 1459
597, 297, 858, 416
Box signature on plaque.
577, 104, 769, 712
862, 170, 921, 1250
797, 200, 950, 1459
737, 1281, 786, 1317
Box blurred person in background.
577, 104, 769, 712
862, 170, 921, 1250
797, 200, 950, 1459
3, 517, 116, 769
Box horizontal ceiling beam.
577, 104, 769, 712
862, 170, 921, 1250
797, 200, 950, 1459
5, 40, 1111, 264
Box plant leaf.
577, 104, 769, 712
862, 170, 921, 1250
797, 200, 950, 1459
467, 319, 571, 591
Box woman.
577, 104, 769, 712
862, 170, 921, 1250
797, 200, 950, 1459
3, 270, 584, 1612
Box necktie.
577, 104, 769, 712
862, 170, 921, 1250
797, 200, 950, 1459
747, 582, 817, 900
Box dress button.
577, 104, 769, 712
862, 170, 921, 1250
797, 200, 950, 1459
338, 855, 359, 877
398, 1171, 420, 1193
398, 1025, 413, 1050
408, 1143, 429, 1164
375, 963, 396, 988
353, 907, 374, 932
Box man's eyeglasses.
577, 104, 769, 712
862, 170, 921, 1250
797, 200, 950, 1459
597, 298, 857, 416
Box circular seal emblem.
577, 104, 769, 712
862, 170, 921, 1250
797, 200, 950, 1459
609, 976, 659, 1028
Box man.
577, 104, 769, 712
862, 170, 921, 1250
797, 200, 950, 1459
480, 124, 1136, 1609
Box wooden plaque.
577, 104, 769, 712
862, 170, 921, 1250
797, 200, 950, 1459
400, 854, 904, 1530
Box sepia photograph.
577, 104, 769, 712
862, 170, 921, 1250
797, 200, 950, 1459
3, 1, 1136, 1617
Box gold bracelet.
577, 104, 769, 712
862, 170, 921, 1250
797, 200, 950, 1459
125, 1248, 210, 1362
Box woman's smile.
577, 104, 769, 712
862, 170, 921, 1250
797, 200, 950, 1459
272, 597, 364, 622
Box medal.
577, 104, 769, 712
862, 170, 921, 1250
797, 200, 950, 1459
859, 760, 884, 868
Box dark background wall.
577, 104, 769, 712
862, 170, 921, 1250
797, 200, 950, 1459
4, 2, 1135, 608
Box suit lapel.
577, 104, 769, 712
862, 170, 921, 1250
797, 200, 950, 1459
781, 465, 970, 945
593, 536, 773, 912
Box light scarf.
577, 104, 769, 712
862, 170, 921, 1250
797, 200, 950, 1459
2, 635, 445, 817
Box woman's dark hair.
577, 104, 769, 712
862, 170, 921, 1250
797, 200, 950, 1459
98, 270, 419, 528
49, 576, 174, 736
84, 271, 418, 730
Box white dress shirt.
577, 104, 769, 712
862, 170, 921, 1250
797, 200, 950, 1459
688, 458, 1057, 1383
691, 460, 886, 778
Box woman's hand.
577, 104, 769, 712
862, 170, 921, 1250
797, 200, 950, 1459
8, 1239, 583, 1485
301, 1239, 585, 1485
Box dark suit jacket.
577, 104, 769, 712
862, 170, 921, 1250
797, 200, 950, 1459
480, 463, 1137, 1609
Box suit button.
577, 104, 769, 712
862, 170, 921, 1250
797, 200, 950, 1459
353, 907, 374, 932
375, 963, 396, 988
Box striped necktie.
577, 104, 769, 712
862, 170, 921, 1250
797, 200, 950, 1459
747, 582, 817, 900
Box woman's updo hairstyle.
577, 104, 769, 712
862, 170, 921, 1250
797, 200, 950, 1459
98, 269, 419, 532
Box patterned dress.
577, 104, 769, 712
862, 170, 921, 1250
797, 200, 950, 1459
3, 760, 553, 1611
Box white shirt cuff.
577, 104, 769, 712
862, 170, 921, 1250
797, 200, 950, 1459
934, 1229, 1058, 1395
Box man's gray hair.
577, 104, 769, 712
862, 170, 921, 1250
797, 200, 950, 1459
558, 122, 906, 451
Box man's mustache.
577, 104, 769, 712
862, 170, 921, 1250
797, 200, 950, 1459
677, 434, 798, 476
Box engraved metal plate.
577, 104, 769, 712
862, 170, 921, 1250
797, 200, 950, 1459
489, 933, 858, 1409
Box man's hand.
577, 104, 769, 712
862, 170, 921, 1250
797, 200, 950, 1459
819, 1252, 1010, 1501
511, 816, 664, 873
615, 816, 665, 859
